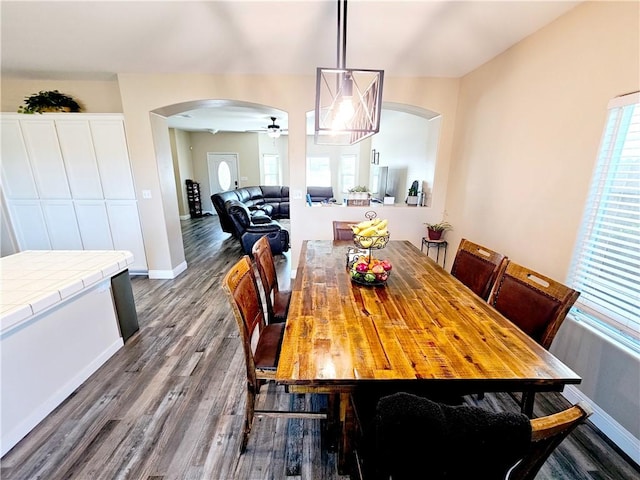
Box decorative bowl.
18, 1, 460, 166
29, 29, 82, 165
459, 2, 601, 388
349, 257, 393, 286
353, 233, 390, 250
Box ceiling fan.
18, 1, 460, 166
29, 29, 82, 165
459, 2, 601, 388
266, 117, 282, 138
247, 116, 287, 137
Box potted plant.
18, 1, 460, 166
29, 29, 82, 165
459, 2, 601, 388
424, 221, 452, 240
18, 90, 82, 114
406, 180, 419, 205
347, 186, 370, 206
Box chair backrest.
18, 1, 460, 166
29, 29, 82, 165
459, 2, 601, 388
222, 255, 266, 384
488, 261, 580, 349
509, 402, 593, 480
251, 235, 281, 319
450, 238, 507, 300
371, 393, 591, 480
333, 221, 356, 241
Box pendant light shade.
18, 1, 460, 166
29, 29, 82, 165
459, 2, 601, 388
314, 0, 384, 145
314, 67, 384, 145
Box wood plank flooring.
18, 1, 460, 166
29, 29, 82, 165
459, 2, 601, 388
1, 215, 638, 479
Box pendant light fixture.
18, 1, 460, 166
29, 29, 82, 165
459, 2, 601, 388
314, 0, 384, 145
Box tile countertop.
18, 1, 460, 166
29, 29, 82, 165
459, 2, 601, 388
0, 250, 134, 334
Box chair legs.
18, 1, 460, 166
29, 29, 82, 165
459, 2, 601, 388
521, 392, 536, 418
241, 382, 257, 453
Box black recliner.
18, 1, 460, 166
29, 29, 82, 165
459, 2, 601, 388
225, 200, 289, 255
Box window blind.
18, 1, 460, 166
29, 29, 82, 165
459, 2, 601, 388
567, 92, 640, 341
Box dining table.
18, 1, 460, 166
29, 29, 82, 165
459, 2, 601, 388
275, 240, 581, 473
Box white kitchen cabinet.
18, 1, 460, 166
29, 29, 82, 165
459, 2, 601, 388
20, 120, 71, 199
91, 120, 136, 200
106, 200, 146, 272
7, 200, 51, 250
0, 114, 147, 271
55, 120, 104, 199
41, 200, 83, 250
0, 119, 39, 199
75, 200, 114, 250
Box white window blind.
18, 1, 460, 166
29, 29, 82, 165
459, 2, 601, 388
306, 156, 332, 187
567, 92, 640, 342
262, 154, 280, 185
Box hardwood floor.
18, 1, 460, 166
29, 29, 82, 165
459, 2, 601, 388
1, 216, 638, 479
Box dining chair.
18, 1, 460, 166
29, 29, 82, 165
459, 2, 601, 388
353, 392, 591, 480
488, 261, 580, 416
251, 235, 291, 324
450, 238, 508, 300
222, 255, 326, 453
333, 220, 357, 241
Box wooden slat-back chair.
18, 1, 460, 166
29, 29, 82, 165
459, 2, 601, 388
450, 238, 508, 300
510, 401, 593, 480
251, 235, 291, 324
222, 255, 326, 452
488, 261, 580, 416
333, 221, 357, 241
352, 392, 592, 480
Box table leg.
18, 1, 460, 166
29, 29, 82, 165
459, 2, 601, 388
338, 392, 354, 475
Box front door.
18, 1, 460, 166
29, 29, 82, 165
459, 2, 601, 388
207, 153, 239, 213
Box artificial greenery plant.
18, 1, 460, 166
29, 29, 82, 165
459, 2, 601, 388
18, 90, 82, 114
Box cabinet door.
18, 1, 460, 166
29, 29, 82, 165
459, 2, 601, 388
0, 119, 39, 199
7, 200, 51, 250
75, 200, 114, 250
20, 120, 71, 199
91, 120, 136, 200
41, 200, 83, 250
106, 200, 147, 271
55, 120, 104, 199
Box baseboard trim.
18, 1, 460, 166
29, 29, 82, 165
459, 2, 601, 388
147, 261, 188, 280
563, 385, 640, 465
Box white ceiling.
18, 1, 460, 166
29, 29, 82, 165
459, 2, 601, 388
1, 0, 580, 132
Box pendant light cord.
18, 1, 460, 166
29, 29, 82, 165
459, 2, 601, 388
337, 0, 347, 69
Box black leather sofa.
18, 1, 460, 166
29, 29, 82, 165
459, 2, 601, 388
211, 186, 290, 254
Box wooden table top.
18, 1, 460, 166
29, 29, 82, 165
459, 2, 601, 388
276, 240, 580, 392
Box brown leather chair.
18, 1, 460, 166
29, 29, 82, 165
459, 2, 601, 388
251, 235, 291, 324
333, 221, 356, 241
222, 255, 325, 452
354, 392, 592, 480
488, 262, 580, 416
450, 238, 507, 300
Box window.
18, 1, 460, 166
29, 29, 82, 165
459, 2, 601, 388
306, 156, 331, 187
567, 92, 640, 344
340, 154, 357, 192
262, 154, 280, 186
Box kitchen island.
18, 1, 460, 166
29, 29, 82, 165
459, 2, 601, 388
1, 250, 137, 455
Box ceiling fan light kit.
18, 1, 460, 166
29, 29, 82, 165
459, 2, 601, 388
267, 116, 281, 138
314, 0, 384, 145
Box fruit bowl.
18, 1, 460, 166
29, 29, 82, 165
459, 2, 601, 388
353, 233, 389, 250
349, 257, 392, 286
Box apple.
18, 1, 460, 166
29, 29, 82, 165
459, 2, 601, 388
381, 260, 393, 271
356, 263, 369, 273
376, 272, 389, 282
364, 273, 376, 283
371, 264, 385, 274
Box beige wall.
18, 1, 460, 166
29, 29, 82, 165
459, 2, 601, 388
446, 0, 639, 281
1, 78, 122, 113
170, 129, 194, 218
